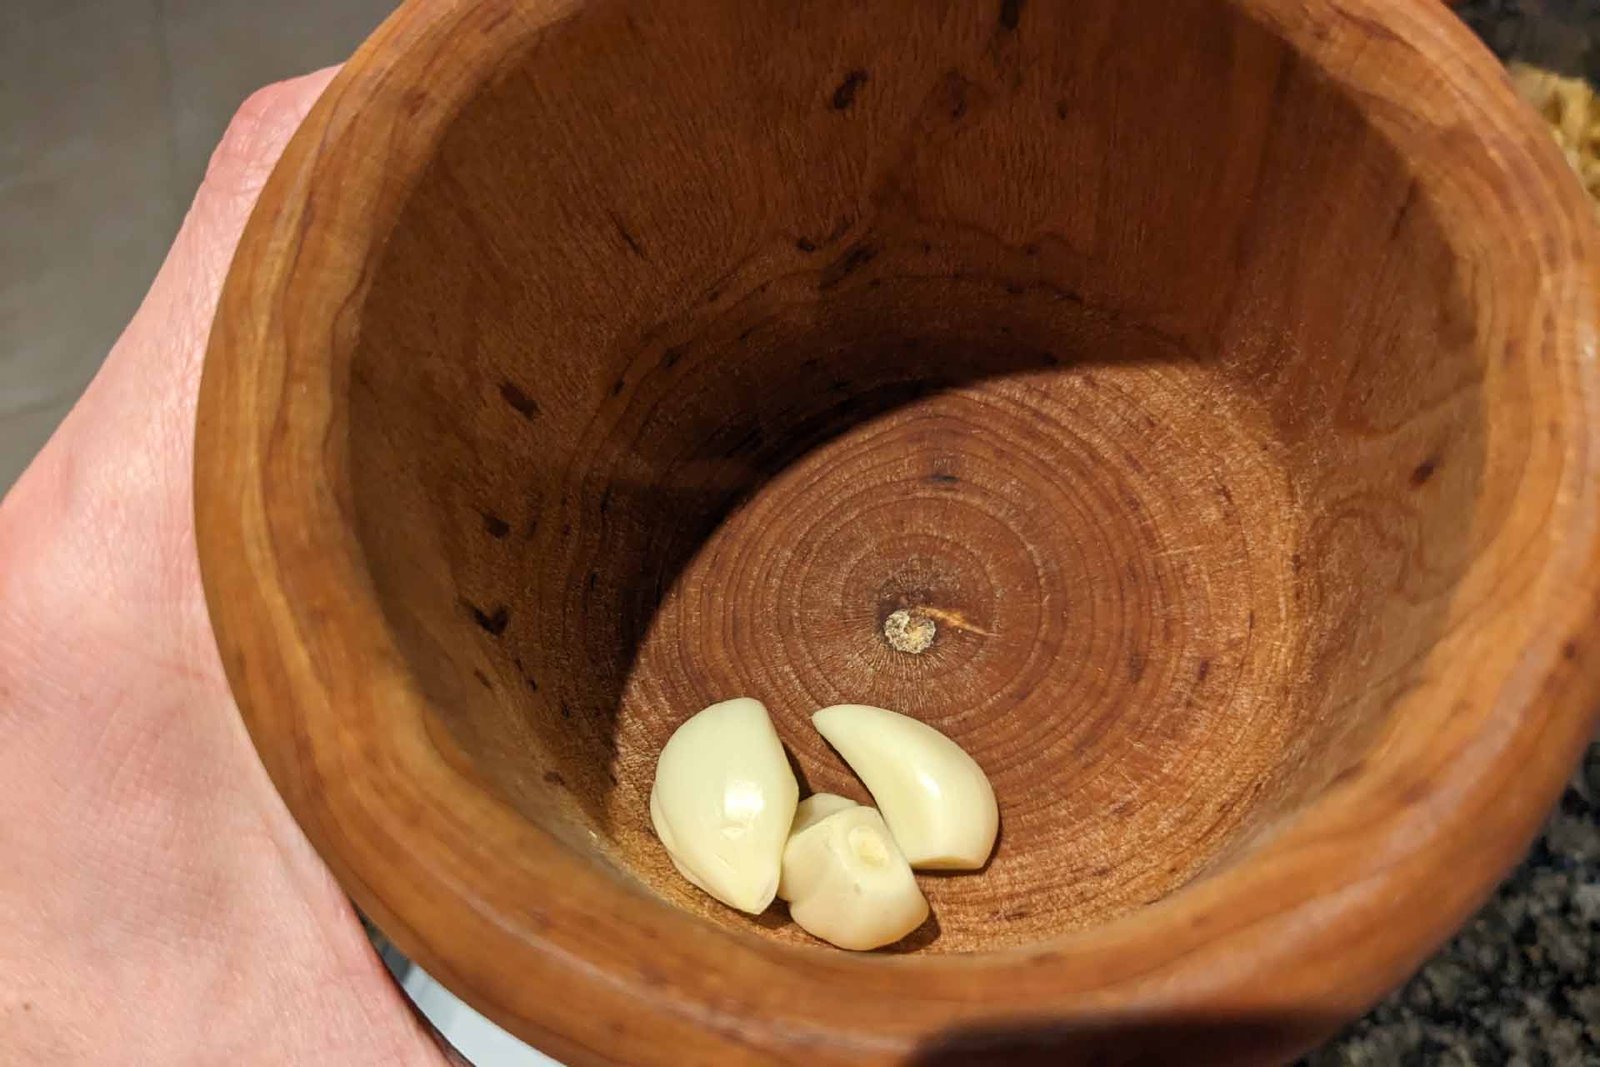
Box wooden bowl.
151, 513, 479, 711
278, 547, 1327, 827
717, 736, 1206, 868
195, 0, 1600, 1061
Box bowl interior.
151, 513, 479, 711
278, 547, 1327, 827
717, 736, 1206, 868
344, 0, 1485, 953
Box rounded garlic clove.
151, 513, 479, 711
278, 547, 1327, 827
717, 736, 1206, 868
650, 697, 798, 913
790, 792, 859, 835
778, 793, 859, 901
812, 703, 998, 870
779, 805, 928, 951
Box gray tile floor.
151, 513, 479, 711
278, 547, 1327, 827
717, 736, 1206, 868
0, 0, 396, 491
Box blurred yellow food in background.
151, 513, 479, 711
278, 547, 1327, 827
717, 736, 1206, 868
1511, 63, 1600, 207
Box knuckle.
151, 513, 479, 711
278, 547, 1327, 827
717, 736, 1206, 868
204, 81, 305, 197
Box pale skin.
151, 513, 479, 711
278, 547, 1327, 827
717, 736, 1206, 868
0, 69, 455, 1065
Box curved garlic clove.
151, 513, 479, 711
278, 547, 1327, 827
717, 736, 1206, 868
650, 697, 798, 913
812, 704, 998, 870
779, 805, 928, 950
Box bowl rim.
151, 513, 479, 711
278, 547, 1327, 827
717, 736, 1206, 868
196, 0, 1600, 1061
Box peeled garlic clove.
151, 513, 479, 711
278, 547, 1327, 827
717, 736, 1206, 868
779, 805, 928, 950
649, 785, 718, 899
778, 794, 859, 900
790, 792, 859, 835
650, 697, 798, 913
812, 704, 998, 870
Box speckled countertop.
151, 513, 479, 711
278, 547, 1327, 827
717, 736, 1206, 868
1457, 0, 1600, 84
1309, 6, 1600, 1063
1308, 748, 1599, 1064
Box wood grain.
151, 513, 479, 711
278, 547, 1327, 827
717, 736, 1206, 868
196, 0, 1600, 1062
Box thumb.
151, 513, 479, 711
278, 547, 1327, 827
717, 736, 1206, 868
120, 66, 341, 397
5, 65, 339, 526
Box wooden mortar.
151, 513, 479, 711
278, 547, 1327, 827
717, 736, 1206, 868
195, 0, 1600, 1062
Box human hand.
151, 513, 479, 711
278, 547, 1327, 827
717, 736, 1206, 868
0, 69, 453, 1066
